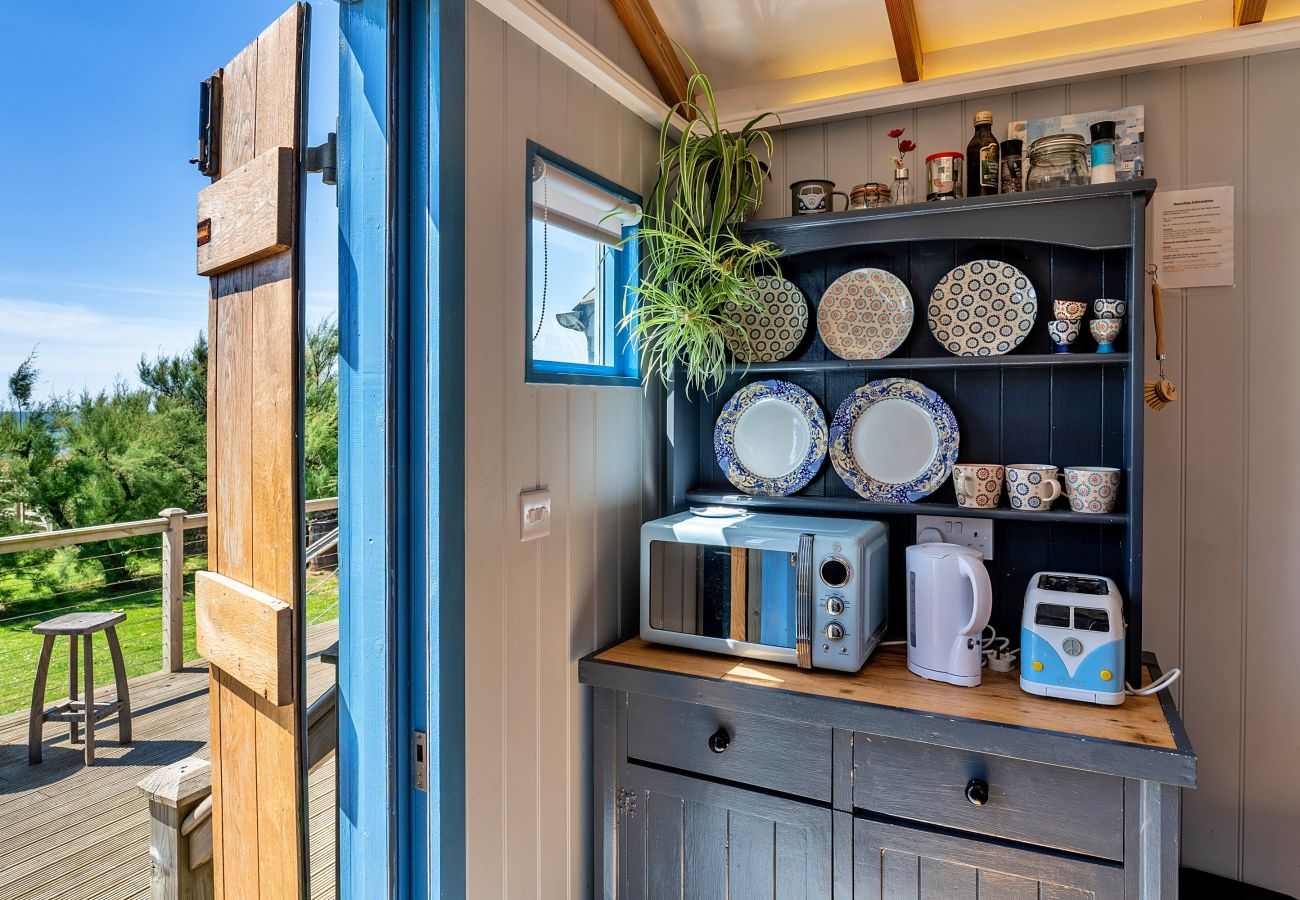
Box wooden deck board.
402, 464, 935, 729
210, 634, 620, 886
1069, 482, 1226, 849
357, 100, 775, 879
0, 622, 338, 899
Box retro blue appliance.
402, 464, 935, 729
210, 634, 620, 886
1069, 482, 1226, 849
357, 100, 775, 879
1020, 572, 1126, 706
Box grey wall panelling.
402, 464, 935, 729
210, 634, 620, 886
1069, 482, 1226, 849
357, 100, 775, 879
755, 54, 1300, 895
464, 5, 661, 897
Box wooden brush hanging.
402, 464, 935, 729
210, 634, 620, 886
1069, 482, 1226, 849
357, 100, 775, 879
1144, 264, 1178, 410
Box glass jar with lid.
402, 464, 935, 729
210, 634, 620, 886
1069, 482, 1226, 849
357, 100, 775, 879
849, 182, 892, 209
1025, 133, 1089, 191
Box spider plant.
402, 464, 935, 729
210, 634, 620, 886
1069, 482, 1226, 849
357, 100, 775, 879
620, 55, 781, 396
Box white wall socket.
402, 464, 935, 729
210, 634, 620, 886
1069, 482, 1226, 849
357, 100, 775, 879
520, 489, 552, 541
915, 515, 994, 560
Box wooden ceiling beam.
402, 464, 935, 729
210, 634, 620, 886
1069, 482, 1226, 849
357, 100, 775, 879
884, 0, 924, 82
1235, 0, 1268, 25
607, 0, 692, 109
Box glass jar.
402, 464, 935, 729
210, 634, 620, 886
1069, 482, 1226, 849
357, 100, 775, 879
999, 139, 1023, 194
891, 168, 914, 206
925, 152, 964, 201
849, 182, 892, 209
1025, 134, 1089, 191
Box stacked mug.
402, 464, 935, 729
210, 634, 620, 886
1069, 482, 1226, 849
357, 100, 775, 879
953, 462, 1122, 514
1047, 299, 1087, 353
1091, 298, 1125, 353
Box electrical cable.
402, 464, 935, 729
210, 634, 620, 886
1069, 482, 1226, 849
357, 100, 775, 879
1126, 667, 1181, 696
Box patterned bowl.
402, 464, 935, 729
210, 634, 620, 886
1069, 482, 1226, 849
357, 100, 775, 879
1053, 299, 1088, 321
1047, 318, 1082, 349
1090, 317, 1123, 352
1093, 298, 1127, 319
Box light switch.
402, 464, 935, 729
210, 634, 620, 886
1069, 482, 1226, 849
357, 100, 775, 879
520, 489, 552, 541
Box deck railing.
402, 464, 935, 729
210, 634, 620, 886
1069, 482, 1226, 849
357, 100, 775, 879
0, 499, 338, 716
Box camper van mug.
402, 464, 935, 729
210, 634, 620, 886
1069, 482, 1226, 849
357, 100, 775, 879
790, 179, 848, 215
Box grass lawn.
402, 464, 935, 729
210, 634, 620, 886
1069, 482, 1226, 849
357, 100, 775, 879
0, 544, 338, 717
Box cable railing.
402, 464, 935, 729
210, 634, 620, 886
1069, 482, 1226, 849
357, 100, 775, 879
0, 498, 339, 717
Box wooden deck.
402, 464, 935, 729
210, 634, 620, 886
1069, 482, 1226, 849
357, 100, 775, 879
0, 623, 338, 900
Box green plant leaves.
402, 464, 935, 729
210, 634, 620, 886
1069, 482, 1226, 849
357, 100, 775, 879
620, 54, 782, 396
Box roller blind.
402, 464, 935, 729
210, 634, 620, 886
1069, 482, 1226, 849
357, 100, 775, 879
531, 158, 642, 246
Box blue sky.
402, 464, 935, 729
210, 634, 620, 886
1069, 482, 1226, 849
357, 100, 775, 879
0, 2, 339, 401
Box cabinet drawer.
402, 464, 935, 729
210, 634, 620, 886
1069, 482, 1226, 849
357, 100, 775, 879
626, 693, 832, 802
853, 734, 1123, 861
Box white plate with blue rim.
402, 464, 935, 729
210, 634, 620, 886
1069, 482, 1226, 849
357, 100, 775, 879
829, 378, 959, 502
714, 380, 827, 496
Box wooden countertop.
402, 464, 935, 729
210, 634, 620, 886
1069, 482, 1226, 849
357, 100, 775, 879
593, 638, 1180, 751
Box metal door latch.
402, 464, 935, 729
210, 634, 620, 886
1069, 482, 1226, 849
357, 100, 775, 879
306, 133, 337, 185
189, 72, 223, 177
412, 730, 428, 792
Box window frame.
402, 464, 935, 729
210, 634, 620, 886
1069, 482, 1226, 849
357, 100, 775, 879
524, 141, 642, 387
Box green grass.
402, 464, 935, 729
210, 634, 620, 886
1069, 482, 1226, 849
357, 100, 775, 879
0, 545, 339, 717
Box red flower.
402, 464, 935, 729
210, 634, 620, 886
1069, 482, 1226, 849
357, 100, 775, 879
888, 128, 905, 139
898, 139, 916, 152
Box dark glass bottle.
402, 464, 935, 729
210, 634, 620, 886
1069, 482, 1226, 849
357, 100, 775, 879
966, 110, 999, 196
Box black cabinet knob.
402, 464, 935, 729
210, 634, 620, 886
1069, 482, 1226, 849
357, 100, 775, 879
708, 728, 731, 754
965, 778, 989, 806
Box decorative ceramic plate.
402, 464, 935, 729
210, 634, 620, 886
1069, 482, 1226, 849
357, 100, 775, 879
714, 380, 827, 496
829, 378, 959, 502
928, 260, 1037, 356
722, 276, 808, 363
816, 268, 913, 359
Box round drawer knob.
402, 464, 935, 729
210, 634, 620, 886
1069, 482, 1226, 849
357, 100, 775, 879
965, 778, 990, 806
708, 728, 731, 754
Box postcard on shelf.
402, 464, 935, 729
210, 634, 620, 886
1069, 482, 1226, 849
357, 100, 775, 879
1008, 105, 1145, 186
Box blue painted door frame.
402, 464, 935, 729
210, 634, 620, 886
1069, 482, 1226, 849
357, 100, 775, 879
339, 0, 465, 896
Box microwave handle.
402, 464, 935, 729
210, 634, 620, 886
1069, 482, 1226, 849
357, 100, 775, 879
796, 534, 814, 668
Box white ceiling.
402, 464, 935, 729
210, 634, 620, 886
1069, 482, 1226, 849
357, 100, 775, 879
651, 0, 1300, 100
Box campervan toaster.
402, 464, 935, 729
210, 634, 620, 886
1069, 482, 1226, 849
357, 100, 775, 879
640, 511, 888, 672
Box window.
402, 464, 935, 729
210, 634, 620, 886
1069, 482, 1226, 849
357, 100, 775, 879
526, 143, 641, 385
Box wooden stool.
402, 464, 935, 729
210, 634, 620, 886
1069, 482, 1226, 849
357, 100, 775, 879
28, 611, 132, 765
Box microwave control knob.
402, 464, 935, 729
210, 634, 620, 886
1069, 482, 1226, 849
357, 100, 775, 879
825, 622, 844, 641
825, 597, 845, 616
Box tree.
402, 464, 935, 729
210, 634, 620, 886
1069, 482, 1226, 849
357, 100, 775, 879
139, 334, 207, 413
304, 318, 339, 500
7, 348, 38, 411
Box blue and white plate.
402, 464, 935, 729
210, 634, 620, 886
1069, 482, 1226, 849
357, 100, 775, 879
829, 378, 959, 502
928, 259, 1037, 356
715, 380, 827, 496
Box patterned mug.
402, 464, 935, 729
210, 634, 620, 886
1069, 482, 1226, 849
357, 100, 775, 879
1064, 466, 1122, 514
953, 463, 1005, 509
1006, 464, 1062, 511
1090, 317, 1122, 353
1047, 318, 1081, 353
1093, 298, 1127, 319
1053, 299, 1089, 321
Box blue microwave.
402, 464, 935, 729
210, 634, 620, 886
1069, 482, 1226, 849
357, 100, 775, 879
640, 511, 888, 672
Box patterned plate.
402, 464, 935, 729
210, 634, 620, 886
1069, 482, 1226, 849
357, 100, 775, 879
714, 380, 827, 496
817, 268, 913, 359
928, 260, 1037, 356
829, 378, 959, 502
722, 276, 808, 363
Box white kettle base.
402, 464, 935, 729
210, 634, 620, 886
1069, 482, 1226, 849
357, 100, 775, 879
906, 658, 982, 688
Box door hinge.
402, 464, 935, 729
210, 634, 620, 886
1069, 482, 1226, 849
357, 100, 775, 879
305, 132, 337, 186
412, 730, 428, 792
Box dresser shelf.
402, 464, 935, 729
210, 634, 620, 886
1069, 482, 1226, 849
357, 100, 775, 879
730, 352, 1129, 375
667, 180, 1154, 682
683, 490, 1129, 526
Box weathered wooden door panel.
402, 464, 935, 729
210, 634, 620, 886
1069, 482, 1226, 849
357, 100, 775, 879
197, 5, 308, 899
620, 764, 834, 899
853, 817, 1123, 899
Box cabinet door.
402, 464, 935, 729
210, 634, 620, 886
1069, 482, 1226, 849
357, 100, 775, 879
620, 764, 835, 900
854, 817, 1123, 899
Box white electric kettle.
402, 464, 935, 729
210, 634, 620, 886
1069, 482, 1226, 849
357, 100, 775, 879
905, 543, 993, 687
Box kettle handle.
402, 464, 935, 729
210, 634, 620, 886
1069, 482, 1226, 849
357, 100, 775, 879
955, 553, 993, 637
